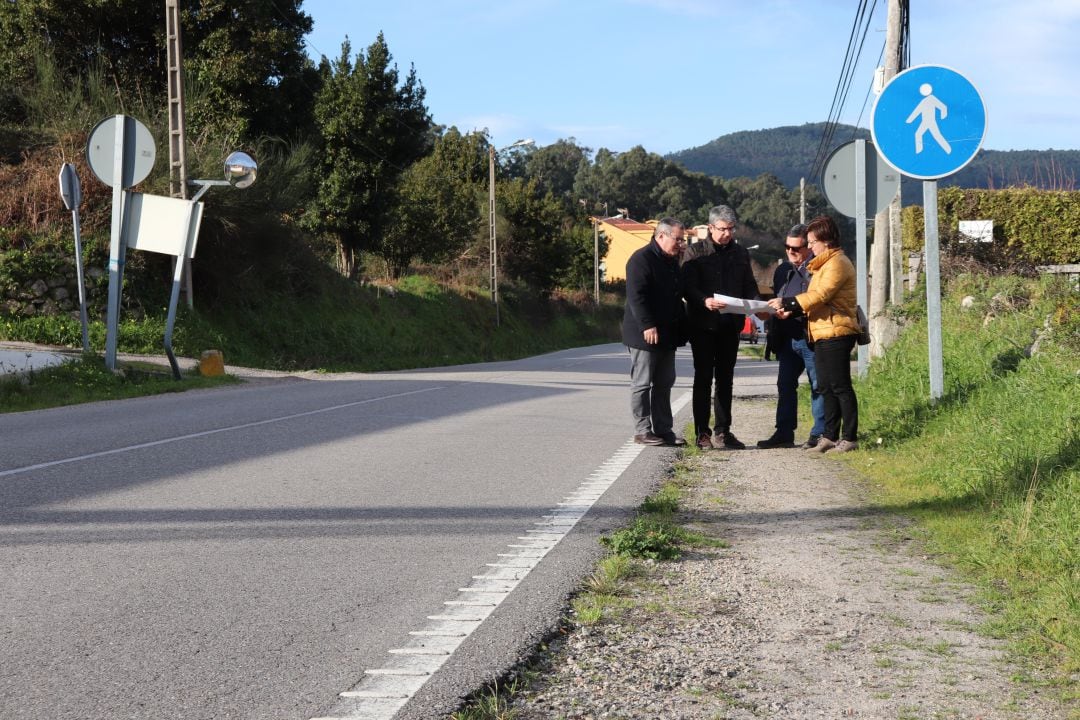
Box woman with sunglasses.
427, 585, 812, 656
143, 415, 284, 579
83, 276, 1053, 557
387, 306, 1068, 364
767, 215, 860, 453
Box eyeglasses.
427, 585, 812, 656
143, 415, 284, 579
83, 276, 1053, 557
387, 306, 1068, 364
784, 244, 805, 252
709, 224, 735, 233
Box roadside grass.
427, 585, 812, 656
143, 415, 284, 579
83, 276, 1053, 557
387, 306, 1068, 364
738, 342, 766, 360
0, 277, 623, 373
0, 354, 237, 413
840, 274, 1079, 688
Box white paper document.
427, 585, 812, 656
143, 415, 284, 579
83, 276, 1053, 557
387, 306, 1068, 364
713, 293, 775, 315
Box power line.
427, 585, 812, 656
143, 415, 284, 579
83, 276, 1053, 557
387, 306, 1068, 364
810, 0, 880, 181
850, 40, 886, 141
809, 0, 870, 178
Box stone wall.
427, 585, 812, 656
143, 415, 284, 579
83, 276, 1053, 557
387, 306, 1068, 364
1, 263, 107, 318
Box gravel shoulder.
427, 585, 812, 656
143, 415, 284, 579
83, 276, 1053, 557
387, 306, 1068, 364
505, 397, 1070, 720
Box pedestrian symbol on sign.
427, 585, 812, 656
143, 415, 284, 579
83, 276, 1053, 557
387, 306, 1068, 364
871, 64, 986, 181
906, 83, 951, 155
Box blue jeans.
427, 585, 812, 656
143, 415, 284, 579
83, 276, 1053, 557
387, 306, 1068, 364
775, 337, 825, 438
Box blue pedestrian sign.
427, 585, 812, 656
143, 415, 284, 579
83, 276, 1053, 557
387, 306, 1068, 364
870, 65, 987, 180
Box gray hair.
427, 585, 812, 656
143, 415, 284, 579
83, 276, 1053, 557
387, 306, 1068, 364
708, 205, 737, 226
787, 223, 808, 240
655, 217, 685, 236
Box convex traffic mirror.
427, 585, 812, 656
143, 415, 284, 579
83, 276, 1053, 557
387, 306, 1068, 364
225, 151, 257, 188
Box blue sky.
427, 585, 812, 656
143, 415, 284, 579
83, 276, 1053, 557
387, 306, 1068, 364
301, 0, 1080, 156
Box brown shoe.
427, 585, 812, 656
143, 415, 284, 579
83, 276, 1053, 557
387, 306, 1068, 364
826, 439, 859, 454
697, 433, 713, 450
714, 431, 746, 450
634, 433, 665, 446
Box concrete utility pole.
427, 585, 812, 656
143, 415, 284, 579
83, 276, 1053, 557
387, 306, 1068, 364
799, 177, 806, 223
885, 0, 905, 307
869, 0, 904, 357
165, 0, 193, 308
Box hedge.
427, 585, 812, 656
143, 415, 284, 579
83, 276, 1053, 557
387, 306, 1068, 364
901, 187, 1080, 265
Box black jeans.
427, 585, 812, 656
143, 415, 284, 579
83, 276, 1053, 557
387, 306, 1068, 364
813, 335, 858, 442
689, 329, 740, 437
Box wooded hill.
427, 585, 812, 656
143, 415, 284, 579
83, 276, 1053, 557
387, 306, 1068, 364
668, 122, 1080, 201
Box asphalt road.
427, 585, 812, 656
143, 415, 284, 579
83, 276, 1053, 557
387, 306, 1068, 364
0, 343, 778, 720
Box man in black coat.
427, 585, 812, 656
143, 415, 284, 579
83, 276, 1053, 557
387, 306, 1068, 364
682, 205, 759, 450
622, 218, 688, 446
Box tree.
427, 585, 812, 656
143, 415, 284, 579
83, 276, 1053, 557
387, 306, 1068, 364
0, 0, 318, 142
732, 173, 795, 234
381, 128, 487, 278
0, 1, 161, 105
182, 0, 319, 141
524, 138, 590, 199
498, 177, 571, 295
304, 34, 434, 278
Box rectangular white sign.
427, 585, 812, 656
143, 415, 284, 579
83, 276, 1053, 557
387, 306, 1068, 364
958, 219, 993, 243
124, 193, 204, 258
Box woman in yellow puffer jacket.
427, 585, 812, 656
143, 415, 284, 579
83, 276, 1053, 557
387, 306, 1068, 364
768, 216, 859, 453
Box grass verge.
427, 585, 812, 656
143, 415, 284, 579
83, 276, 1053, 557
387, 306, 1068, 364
0, 355, 238, 413
0, 277, 623, 372
840, 273, 1079, 689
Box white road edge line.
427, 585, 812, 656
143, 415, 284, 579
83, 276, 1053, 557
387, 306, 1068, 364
317, 392, 691, 719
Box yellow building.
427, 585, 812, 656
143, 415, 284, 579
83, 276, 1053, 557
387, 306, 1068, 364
595, 217, 657, 282
597, 217, 777, 295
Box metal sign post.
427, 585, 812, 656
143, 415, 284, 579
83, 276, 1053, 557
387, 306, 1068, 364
86, 115, 156, 371
87, 112, 255, 379
58, 163, 90, 353
871, 64, 987, 400
821, 139, 900, 377
854, 140, 868, 377
923, 181, 944, 399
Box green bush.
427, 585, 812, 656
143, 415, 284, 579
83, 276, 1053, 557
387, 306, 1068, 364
600, 516, 682, 561
901, 187, 1080, 265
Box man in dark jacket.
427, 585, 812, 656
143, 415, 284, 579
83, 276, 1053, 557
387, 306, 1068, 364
758, 224, 826, 448
622, 218, 688, 446
682, 205, 759, 450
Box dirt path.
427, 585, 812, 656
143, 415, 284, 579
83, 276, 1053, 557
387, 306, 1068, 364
506, 397, 1068, 719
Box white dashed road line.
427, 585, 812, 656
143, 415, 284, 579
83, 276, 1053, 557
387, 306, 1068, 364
312, 391, 691, 720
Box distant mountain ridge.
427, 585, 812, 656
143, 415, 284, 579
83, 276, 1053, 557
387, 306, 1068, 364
668, 122, 1080, 196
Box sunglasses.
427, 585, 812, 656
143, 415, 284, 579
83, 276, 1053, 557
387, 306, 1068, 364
784, 244, 805, 252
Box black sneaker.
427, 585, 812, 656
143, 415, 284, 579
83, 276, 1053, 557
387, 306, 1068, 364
715, 431, 746, 450
756, 432, 795, 449
799, 434, 821, 449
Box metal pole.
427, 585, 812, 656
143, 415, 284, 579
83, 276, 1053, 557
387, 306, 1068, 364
924, 180, 944, 400
854, 139, 868, 377
70, 208, 90, 353
488, 146, 499, 327
593, 219, 599, 305
105, 115, 128, 371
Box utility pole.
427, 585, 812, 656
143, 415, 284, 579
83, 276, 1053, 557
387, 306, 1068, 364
799, 177, 806, 223
869, 0, 905, 357
165, 0, 193, 307
488, 145, 499, 327
885, 0, 906, 307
